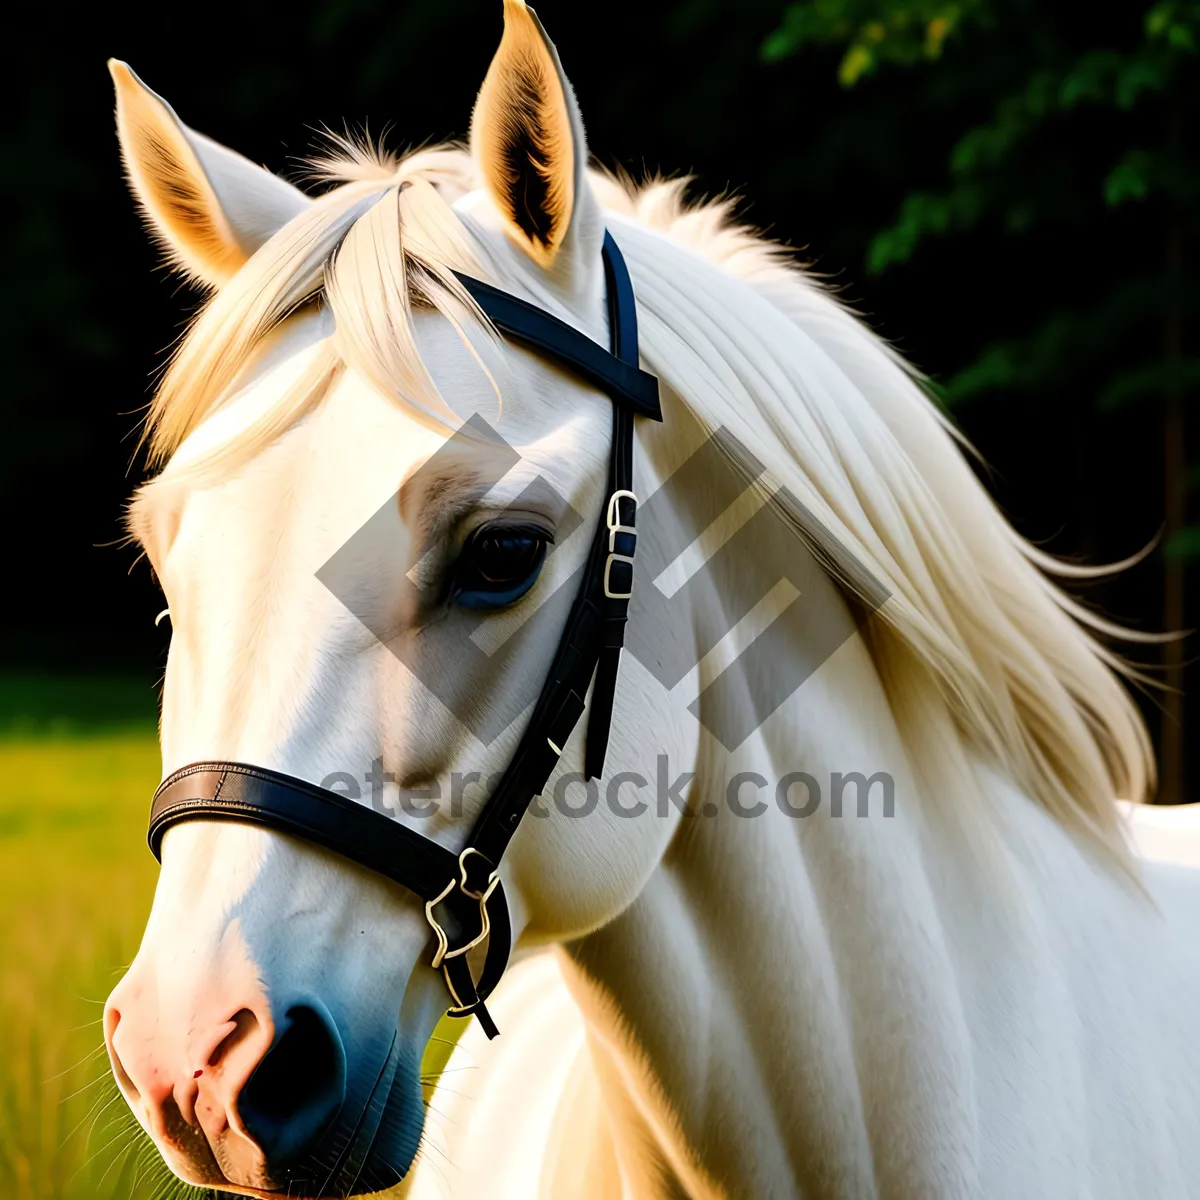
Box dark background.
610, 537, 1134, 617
2, 0, 1195, 797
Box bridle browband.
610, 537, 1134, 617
148, 231, 662, 1039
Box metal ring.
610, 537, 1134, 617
443, 874, 500, 961
458, 847, 498, 900
442, 900, 491, 961
424, 878, 456, 969
606, 489, 637, 531
603, 553, 635, 600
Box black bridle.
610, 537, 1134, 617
147, 231, 662, 1039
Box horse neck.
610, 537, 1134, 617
556, 630, 985, 1199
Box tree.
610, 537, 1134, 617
763, 0, 1200, 802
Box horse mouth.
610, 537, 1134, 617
199, 1156, 412, 1200
147, 1032, 415, 1200
199, 1186, 405, 1200
158, 1135, 411, 1200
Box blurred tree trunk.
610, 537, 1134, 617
1160, 106, 1185, 805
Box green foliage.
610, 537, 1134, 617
1166, 525, 1200, 558
830, 30, 1194, 273
762, 2, 1200, 568
761, 1, 1199, 276
1099, 357, 1200, 411
1147, 1, 1200, 51
0, 674, 158, 737
938, 275, 1197, 403
763, 0, 1200, 580
867, 184, 985, 273
763, 0, 986, 84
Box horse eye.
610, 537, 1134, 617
451, 522, 551, 611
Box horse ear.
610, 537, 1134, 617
469, 1, 602, 288
109, 60, 310, 288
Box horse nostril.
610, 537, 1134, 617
104, 1006, 140, 1104
209, 1007, 261, 1067
238, 1004, 347, 1168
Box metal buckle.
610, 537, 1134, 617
606, 489, 637, 529
457, 847, 499, 903
604, 490, 637, 600
606, 489, 637, 550
424, 879, 456, 970
424, 847, 499, 974
603, 553, 635, 600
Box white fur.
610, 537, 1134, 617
122, 293, 1200, 1191
106, 24, 1198, 1199
406, 807, 1200, 1200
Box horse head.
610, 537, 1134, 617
101, 4, 1162, 1195
104, 5, 696, 1194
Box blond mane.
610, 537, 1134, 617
142, 142, 1154, 870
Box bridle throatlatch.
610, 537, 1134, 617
147, 232, 663, 1038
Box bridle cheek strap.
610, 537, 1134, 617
148, 763, 515, 1036
148, 232, 661, 1039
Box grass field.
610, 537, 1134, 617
0, 675, 459, 1200
0, 675, 182, 1199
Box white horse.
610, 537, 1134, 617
103, 3, 1200, 1197
401, 800, 1200, 1200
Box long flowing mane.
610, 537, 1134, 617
137, 142, 1154, 869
